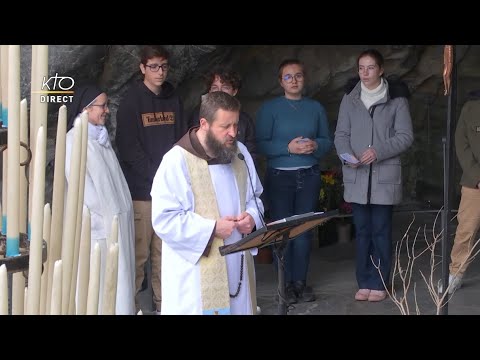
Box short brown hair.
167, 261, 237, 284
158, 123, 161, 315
139, 45, 170, 65
199, 91, 241, 124
278, 58, 305, 79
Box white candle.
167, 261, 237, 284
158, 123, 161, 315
50, 260, 62, 315
12, 99, 27, 312
2, 153, 7, 235
40, 203, 51, 315
76, 206, 91, 315
24, 287, 28, 313
61, 117, 82, 314
68, 113, 88, 315
86, 243, 101, 315
108, 215, 119, 248
35, 46, 48, 130
28, 45, 48, 239
46, 105, 67, 314
0, 264, 8, 315
11, 272, 24, 315
102, 242, 119, 315
1, 45, 9, 127
26, 126, 46, 315
19, 99, 28, 234
1, 46, 8, 236
6, 45, 20, 257
28, 46, 37, 240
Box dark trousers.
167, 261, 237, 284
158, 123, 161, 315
266, 165, 321, 283
352, 203, 393, 290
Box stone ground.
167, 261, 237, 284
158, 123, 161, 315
139, 211, 480, 315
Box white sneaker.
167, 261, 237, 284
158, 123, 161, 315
256, 306, 261, 315
448, 274, 463, 294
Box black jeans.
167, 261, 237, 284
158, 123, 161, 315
266, 165, 321, 283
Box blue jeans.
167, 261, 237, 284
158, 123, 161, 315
351, 203, 393, 290
266, 165, 321, 283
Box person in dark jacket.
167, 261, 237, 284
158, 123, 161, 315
188, 65, 256, 161
447, 94, 480, 294
115, 45, 187, 314
334, 49, 413, 302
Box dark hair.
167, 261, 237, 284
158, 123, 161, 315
199, 91, 241, 125
278, 58, 305, 79
204, 65, 242, 92
357, 49, 384, 70
139, 45, 170, 65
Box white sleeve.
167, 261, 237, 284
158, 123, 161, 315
151, 147, 216, 265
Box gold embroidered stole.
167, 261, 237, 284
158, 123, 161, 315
182, 149, 257, 315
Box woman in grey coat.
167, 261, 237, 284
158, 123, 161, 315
334, 49, 413, 302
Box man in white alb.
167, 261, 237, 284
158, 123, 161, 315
151, 91, 264, 315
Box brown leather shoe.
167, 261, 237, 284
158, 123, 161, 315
354, 289, 370, 301
368, 290, 387, 302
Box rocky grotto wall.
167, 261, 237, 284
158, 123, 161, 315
10, 45, 480, 208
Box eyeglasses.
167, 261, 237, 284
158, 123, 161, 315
358, 65, 378, 72
144, 63, 169, 72
89, 102, 109, 110
210, 85, 233, 92
283, 73, 304, 83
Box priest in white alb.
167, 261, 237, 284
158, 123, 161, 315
151, 91, 264, 315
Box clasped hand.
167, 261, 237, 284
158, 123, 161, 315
215, 212, 255, 239
288, 136, 317, 155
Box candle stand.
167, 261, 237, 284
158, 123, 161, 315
0, 125, 45, 276
0, 234, 48, 275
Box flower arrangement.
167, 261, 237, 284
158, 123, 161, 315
318, 170, 352, 216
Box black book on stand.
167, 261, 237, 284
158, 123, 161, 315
219, 210, 339, 315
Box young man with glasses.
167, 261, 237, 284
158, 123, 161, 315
115, 45, 187, 315
188, 65, 256, 161
256, 58, 332, 305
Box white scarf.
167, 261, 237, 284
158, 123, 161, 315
361, 78, 387, 111
88, 122, 110, 147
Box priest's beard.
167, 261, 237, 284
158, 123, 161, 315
206, 129, 238, 163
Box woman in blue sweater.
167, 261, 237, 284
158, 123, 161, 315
256, 58, 332, 304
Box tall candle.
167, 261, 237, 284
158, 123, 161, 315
1, 46, 8, 236
0, 46, 3, 125
76, 207, 91, 315
86, 243, 101, 315
26, 126, 46, 315
2, 153, 7, 235
11, 272, 24, 315
1, 45, 9, 127
28, 45, 48, 240
40, 203, 51, 315
50, 260, 62, 315
61, 117, 82, 314
46, 105, 67, 314
68, 113, 88, 314
6, 45, 20, 257
24, 287, 27, 313
108, 215, 119, 248
102, 242, 119, 315
28, 46, 37, 240
19, 99, 28, 233
0, 264, 7, 315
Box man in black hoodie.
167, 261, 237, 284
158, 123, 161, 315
115, 45, 187, 314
